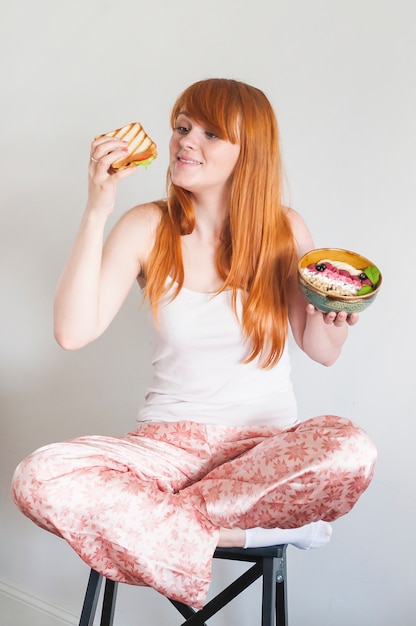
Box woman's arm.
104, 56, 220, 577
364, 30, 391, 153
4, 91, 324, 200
287, 209, 358, 366
53, 135, 159, 350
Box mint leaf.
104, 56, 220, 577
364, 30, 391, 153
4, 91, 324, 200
363, 266, 380, 286
357, 284, 373, 295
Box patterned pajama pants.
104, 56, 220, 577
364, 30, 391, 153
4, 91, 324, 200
11, 415, 376, 608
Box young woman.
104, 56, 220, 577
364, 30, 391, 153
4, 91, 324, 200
12, 78, 376, 608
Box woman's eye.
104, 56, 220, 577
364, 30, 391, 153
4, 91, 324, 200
176, 126, 189, 134
205, 132, 218, 140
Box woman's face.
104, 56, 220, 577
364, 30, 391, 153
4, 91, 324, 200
169, 113, 240, 196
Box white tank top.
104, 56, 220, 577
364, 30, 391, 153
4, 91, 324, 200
137, 281, 298, 428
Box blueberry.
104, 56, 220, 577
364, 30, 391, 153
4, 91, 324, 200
359, 272, 367, 280
315, 263, 326, 272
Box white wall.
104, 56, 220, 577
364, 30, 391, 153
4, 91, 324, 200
1, 1, 415, 624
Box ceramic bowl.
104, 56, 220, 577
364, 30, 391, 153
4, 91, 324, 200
298, 248, 382, 314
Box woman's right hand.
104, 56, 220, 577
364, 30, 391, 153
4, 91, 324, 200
87, 135, 138, 216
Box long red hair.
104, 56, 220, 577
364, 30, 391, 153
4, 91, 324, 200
144, 78, 297, 367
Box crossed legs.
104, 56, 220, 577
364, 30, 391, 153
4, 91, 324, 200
11, 416, 376, 607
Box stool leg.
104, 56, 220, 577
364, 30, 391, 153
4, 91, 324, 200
275, 548, 288, 626
262, 557, 277, 626
100, 579, 118, 626
79, 569, 103, 626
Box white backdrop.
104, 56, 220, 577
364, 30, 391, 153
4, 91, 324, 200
1, 1, 415, 625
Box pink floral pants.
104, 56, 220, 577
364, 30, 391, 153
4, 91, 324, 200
12, 416, 376, 608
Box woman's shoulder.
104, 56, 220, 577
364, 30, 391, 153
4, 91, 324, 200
122, 200, 165, 226
284, 206, 306, 230
284, 206, 315, 256
113, 200, 164, 241
106, 201, 165, 268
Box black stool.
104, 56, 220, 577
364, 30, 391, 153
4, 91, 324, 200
78, 544, 288, 626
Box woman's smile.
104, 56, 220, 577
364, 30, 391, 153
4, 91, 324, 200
177, 155, 203, 166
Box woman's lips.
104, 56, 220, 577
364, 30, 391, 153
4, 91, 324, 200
177, 156, 202, 165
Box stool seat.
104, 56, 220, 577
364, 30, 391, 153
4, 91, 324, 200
79, 544, 288, 626
215, 543, 286, 558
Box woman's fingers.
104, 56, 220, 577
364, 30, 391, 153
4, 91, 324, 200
324, 310, 359, 327
307, 305, 359, 327
89, 137, 129, 171
346, 312, 359, 326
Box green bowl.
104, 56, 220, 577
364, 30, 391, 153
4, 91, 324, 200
298, 248, 382, 314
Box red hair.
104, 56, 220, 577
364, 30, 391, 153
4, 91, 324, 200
144, 78, 296, 367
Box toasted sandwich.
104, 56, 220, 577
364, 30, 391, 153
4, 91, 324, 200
97, 122, 157, 171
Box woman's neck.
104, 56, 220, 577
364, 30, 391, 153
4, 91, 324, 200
190, 192, 229, 239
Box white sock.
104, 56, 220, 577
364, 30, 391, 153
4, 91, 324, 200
244, 521, 333, 551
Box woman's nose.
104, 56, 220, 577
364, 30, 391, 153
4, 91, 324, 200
179, 129, 198, 149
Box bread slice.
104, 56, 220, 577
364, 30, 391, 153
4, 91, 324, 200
98, 122, 157, 170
